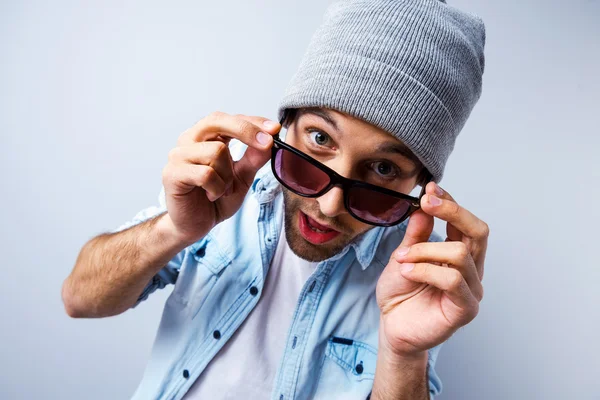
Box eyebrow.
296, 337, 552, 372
298, 108, 339, 132
375, 142, 421, 172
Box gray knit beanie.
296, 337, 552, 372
277, 0, 486, 182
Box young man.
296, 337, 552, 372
62, 1, 488, 399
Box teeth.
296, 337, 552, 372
305, 214, 332, 233
308, 224, 330, 233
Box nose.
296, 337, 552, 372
316, 185, 346, 219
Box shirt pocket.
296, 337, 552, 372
313, 336, 378, 399
188, 232, 232, 276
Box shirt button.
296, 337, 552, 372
183, 369, 190, 379
355, 363, 364, 374
249, 286, 259, 296
195, 247, 206, 257
213, 330, 221, 339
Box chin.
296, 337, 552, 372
281, 188, 372, 262
283, 209, 350, 262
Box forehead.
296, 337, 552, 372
292, 107, 421, 165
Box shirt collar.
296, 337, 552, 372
349, 225, 386, 270
252, 165, 386, 271
251, 163, 281, 203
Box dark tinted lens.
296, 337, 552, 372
347, 186, 411, 224
274, 147, 330, 195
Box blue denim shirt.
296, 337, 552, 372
118, 163, 445, 400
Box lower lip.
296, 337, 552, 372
298, 212, 341, 244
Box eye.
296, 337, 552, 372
370, 161, 398, 178
308, 129, 330, 146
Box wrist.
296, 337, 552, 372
372, 320, 429, 400
378, 346, 428, 371
153, 213, 198, 249
371, 350, 428, 400
378, 320, 428, 363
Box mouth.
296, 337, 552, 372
298, 211, 341, 245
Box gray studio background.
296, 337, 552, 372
1, 0, 598, 399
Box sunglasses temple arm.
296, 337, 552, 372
417, 178, 434, 205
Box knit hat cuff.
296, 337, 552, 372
278, 52, 457, 182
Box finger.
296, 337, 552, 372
399, 262, 479, 323
231, 114, 283, 187
178, 111, 280, 150
423, 182, 489, 280
398, 209, 434, 248
420, 190, 490, 278
234, 145, 272, 188
234, 114, 281, 133
168, 142, 235, 190
424, 182, 462, 241
163, 163, 227, 202
420, 191, 489, 242
394, 241, 484, 300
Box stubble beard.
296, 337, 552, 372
282, 189, 359, 262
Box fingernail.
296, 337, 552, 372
263, 120, 278, 130
396, 246, 410, 257
256, 131, 271, 146
400, 263, 414, 273
434, 182, 444, 197
428, 194, 442, 206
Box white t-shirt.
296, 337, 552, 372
184, 222, 318, 399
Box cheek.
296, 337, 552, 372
284, 129, 302, 148
283, 191, 302, 213
338, 213, 371, 236
399, 179, 418, 196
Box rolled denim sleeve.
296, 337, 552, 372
112, 187, 183, 307
427, 342, 444, 397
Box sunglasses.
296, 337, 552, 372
270, 133, 431, 227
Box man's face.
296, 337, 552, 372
282, 107, 422, 262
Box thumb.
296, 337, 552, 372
234, 145, 272, 187
398, 209, 434, 248
232, 114, 280, 188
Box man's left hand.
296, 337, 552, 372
376, 181, 489, 359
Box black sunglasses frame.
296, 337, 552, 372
270, 133, 431, 227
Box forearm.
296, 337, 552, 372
62, 212, 190, 318
370, 349, 429, 400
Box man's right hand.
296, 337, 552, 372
160, 111, 281, 245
